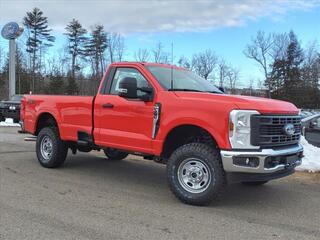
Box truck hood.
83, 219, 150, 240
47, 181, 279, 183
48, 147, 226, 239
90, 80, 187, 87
174, 92, 299, 115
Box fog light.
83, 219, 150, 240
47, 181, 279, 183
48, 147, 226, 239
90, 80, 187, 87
233, 157, 259, 168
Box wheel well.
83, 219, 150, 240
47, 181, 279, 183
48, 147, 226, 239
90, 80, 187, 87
35, 113, 58, 135
161, 125, 218, 159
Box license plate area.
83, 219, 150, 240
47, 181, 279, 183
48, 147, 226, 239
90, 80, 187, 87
285, 154, 300, 166
265, 152, 303, 169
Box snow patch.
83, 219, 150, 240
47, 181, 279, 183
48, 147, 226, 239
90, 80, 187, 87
297, 136, 320, 172
0, 118, 20, 127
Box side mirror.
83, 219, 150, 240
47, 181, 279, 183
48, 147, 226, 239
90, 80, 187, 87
218, 86, 225, 93
138, 87, 154, 102
310, 121, 317, 128
118, 77, 138, 99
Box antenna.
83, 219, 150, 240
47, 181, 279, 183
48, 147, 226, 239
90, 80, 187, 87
170, 42, 174, 90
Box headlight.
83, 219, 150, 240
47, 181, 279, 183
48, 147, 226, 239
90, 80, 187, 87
229, 110, 260, 149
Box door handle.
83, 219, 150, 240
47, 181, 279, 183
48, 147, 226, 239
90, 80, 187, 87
102, 103, 114, 108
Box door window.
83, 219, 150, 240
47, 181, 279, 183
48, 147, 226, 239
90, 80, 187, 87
110, 68, 151, 97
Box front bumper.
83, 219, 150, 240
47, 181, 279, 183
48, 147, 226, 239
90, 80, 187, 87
0, 108, 20, 119
220, 144, 303, 174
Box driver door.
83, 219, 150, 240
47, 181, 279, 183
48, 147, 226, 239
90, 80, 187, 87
94, 67, 155, 153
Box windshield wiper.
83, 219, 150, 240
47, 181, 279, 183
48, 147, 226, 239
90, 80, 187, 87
168, 88, 204, 92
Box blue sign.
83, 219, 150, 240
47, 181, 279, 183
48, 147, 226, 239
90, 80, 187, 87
1, 22, 19, 40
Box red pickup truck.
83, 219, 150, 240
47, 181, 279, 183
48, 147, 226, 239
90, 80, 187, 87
20, 62, 303, 205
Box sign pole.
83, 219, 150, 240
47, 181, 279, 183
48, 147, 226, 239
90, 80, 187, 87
9, 39, 16, 99
1, 22, 23, 100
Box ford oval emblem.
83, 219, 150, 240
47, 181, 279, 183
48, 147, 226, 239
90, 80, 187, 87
284, 123, 295, 136
1, 22, 19, 40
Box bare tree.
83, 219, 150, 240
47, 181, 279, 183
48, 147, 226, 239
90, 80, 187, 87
218, 59, 229, 87
244, 31, 273, 97
134, 48, 150, 62
191, 49, 218, 80
270, 33, 289, 60
152, 42, 169, 63
226, 67, 239, 94
177, 56, 191, 69
0, 46, 4, 70
108, 33, 125, 63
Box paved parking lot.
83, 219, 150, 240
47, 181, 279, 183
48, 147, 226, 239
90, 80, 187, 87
0, 127, 320, 240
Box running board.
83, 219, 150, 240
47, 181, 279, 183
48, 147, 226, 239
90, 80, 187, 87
24, 136, 37, 142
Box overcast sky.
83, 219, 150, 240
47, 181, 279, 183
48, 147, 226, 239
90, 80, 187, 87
1, 0, 320, 87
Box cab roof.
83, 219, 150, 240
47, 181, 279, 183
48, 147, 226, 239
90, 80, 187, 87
110, 61, 187, 70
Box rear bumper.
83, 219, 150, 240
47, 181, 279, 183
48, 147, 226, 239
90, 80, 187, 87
220, 144, 303, 174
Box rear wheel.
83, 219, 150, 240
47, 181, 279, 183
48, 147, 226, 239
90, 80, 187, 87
36, 127, 68, 168
103, 148, 128, 160
167, 143, 226, 206
242, 181, 268, 186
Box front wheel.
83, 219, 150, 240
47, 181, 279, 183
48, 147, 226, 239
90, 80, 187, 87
167, 143, 226, 206
36, 127, 68, 168
103, 148, 129, 160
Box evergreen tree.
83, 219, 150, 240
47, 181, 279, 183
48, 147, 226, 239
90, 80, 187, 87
66, 71, 79, 95
23, 7, 55, 93
64, 19, 87, 80
85, 25, 108, 78
47, 72, 65, 95
269, 31, 305, 106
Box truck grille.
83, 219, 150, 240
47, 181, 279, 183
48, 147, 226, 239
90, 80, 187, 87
251, 115, 302, 147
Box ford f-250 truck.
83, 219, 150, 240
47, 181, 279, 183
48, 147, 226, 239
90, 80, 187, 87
20, 62, 303, 205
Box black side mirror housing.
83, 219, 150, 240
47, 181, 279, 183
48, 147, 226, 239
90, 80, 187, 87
118, 77, 138, 99
218, 86, 225, 93
310, 121, 317, 128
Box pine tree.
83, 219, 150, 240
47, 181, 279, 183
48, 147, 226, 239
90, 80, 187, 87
85, 25, 108, 92
269, 31, 304, 106
85, 25, 108, 78
23, 7, 55, 93
66, 71, 79, 95
48, 72, 65, 95
64, 19, 87, 80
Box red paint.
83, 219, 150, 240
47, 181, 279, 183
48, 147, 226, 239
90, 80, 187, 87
21, 62, 299, 156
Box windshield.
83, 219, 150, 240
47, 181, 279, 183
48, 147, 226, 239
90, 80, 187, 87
146, 66, 222, 93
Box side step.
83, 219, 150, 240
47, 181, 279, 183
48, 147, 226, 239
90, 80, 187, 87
24, 136, 37, 142
77, 131, 94, 146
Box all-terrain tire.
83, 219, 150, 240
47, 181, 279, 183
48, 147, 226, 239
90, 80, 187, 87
36, 127, 68, 168
167, 143, 226, 206
103, 148, 129, 160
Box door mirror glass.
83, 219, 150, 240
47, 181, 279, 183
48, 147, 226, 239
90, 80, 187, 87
118, 77, 138, 99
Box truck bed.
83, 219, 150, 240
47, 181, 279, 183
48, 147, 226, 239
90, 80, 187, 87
22, 95, 94, 142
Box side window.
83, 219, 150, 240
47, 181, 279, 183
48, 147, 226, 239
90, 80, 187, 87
110, 68, 151, 97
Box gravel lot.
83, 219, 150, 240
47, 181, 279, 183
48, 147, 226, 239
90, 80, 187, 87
0, 127, 319, 240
